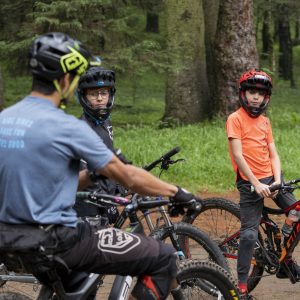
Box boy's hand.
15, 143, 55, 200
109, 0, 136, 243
252, 182, 271, 198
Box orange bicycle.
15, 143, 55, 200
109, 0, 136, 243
183, 179, 300, 292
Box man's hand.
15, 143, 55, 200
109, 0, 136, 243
168, 187, 200, 217
170, 187, 197, 205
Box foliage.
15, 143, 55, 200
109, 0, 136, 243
2, 0, 300, 194
3, 47, 300, 194
112, 79, 300, 194
0, 1, 167, 76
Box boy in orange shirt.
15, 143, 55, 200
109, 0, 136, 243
226, 70, 300, 299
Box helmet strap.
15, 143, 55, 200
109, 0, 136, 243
53, 75, 80, 109
84, 110, 110, 126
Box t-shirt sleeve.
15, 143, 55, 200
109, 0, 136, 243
69, 118, 114, 171
226, 113, 242, 140
266, 118, 274, 144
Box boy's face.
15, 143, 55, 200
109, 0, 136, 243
85, 87, 110, 109
245, 89, 267, 107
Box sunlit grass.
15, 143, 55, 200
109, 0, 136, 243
2, 48, 300, 195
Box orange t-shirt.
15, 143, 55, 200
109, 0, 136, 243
226, 107, 274, 180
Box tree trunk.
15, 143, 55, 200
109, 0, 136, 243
146, 12, 159, 33
278, 4, 295, 87
203, 0, 220, 117
214, 0, 259, 116
295, 16, 300, 43
163, 0, 209, 125
0, 66, 4, 111
261, 1, 274, 70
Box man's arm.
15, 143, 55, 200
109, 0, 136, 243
78, 155, 199, 204
229, 137, 271, 198
98, 155, 178, 197
78, 169, 90, 190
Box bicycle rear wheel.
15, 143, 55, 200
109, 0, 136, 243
169, 259, 238, 300
183, 197, 265, 292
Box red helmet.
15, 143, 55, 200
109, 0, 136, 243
239, 70, 273, 117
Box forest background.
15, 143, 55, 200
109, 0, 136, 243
1, 0, 300, 194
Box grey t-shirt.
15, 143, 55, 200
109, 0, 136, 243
0, 96, 113, 227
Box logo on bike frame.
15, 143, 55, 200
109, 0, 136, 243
95, 228, 141, 254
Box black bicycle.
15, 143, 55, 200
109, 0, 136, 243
0, 146, 233, 299
0, 258, 238, 300
183, 178, 300, 293
0, 191, 237, 299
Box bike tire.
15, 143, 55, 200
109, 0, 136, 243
183, 197, 265, 292
150, 221, 229, 271
170, 259, 238, 300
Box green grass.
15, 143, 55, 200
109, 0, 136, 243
2, 57, 300, 195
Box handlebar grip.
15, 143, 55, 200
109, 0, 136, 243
269, 183, 282, 192
76, 191, 90, 200
138, 199, 170, 209
144, 146, 181, 171
161, 146, 181, 161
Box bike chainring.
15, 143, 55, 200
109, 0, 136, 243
264, 251, 279, 274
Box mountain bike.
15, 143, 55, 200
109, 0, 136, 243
183, 178, 300, 292
76, 189, 229, 299
0, 258, 238, 300
0, 191, 236, 299
0, 147, 229, 297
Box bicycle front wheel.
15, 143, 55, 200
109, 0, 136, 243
169, 260, 238, 300
183, 197, 265, 292
151, 221, 229, 271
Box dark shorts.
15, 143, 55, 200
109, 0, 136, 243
1, 221, 177, 299
59, 222, 178, 299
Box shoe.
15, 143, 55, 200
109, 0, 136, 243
238, 284, 253, 300
239, 291, 253, 300
276, 259, 300, 279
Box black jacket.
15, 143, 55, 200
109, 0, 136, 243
79, 113, 126, 195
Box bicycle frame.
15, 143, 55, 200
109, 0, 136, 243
220, 198, 300, 284
279, 216, 300, 283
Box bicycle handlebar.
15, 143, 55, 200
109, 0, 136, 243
269, 183, 283, 193
76, 191, 91, 200
269, 178, 300, 193
143, 146, 181, 171
76, 192, 170, 209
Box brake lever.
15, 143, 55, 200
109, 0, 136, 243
172, 158, 185, 164
161, 158, 185, 170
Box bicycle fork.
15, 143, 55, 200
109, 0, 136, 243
108, 275, 133, 300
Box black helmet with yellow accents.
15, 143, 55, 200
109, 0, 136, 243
29, 32, 91, 100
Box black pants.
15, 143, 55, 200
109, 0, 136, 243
236, 176, 296, 283
57, 221, 177, 299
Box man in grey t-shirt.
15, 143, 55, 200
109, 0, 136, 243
0, 32, 198, 300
